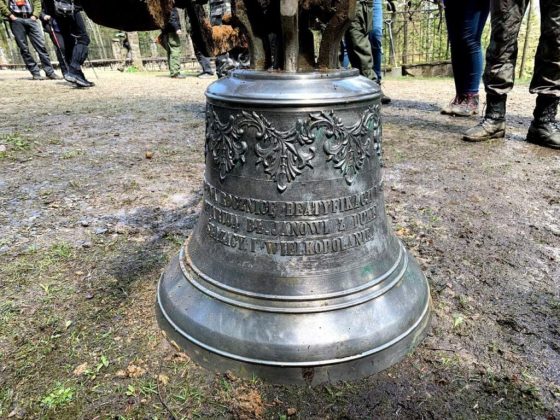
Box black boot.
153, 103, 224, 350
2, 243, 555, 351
463, 94, 507, 142
526, 95, 560, 149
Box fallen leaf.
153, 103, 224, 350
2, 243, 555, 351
127, 363, 146, 378
73, 362, 88, 376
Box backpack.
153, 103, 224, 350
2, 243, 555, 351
53, 0, 75, 17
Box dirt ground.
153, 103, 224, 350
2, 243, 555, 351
0, 69, 558, 419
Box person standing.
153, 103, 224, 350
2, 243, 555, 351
441, 0, 489, 117
160, 7, 185, 78
463, 0, 559, 148
0, 0, 60, 79
41, 0, 93, 87
113, 32, 131, 72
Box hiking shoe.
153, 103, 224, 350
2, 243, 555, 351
381, 90, 392, 105
197, 72, 215, 79
526, 121, 560, 149
46, 72, 62, 80
463, 118, 506, 142
64, 72, 92, 88
78, 71, 95, 87
171, 73, 186, 79
441, 96, 460, 115
32, 74, 44, 80
442, 94, 479, 117
451, 93, 479, 117
526, 95, 560, 149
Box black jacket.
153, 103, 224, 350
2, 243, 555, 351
162, 7, 181, 33
41, 0, 82, 17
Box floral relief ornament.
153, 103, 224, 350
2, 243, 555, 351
205, 105, 380, 191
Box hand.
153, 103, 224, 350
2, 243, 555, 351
176, 29, 182, 35
30, 15, 37, 20
44, 14, 51, 20
9, 14, 17, 21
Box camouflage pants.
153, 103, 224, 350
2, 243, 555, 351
162, 31, 182, 77
344, 0, 376, 82
484, 0, 560, 97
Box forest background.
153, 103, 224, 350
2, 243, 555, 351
0, 0, 543, 79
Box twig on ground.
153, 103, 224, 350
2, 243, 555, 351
157, 362, 178, 420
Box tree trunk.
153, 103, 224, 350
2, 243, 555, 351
127, 31, 145, 70
402, 13, 409, 65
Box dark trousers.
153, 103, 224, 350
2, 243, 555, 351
195, 48, 213, 75
10, 18, 55, 76
484, 0, 560, 98
445, 0, 489, 94
55, 12, 90, 75
44, 22, 69, 75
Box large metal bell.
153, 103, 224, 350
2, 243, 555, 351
156, 69, 431, 385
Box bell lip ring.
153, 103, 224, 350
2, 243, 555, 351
156, 277, 431, 367
179, 249, 408, 313
181, 237, 406, 303
228, 68, 360, 80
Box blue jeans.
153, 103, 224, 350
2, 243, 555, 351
444, 0, 490, 94
369, 0, 383, 81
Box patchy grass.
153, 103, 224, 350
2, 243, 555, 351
0, 132, 35, 159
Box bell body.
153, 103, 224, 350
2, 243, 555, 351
156, 69, 431, 384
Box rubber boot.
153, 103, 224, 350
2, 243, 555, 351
463, 94, 506, 142
526, 95, 560, 149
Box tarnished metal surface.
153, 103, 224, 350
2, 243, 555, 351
156, 70, 431, 384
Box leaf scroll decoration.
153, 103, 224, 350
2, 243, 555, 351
252, 114, 316, 192
311, 105, 381, 185
205, 107, 316, 192
205, 105, 380, 190
205, 108, 248, 180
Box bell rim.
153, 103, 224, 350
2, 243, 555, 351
182, 239, 407, 305
156, 268, 431, 367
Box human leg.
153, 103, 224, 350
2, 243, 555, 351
370, 0, 383, 81
46, 22, 69, 75
443, 1, 467, 96
166, 32, 182, 77
466, 0, 490, 94
371, 0, 391, 103
67, 12, 90, 75
59, 13, 93, 87
26, 19, 56, 76
441, 1, 470, 114
464, 0, 528, 140
445, 0, 489, 116
526, 0, 560, 148
10, 19, 40, 76
483, 0, 528, 96
195, 48, 214, 76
